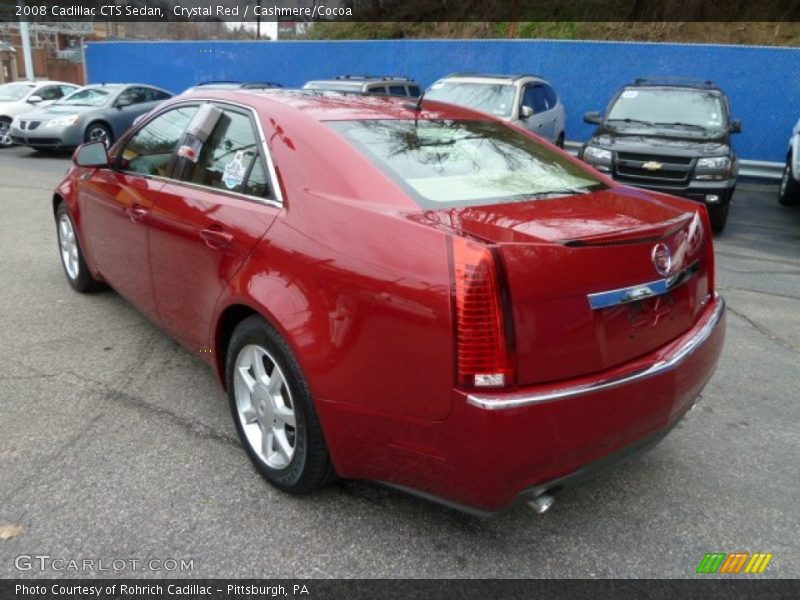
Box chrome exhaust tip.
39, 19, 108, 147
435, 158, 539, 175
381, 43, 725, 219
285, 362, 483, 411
527, 493, 555, 514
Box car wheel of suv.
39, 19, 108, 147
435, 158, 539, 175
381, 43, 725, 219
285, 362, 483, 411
56, 203, 103, 293
708, 204, 730, 234
226, 315, 335, 494
85, 122, 113, 148
0, 117, 12, 148
778, 161, 800, 206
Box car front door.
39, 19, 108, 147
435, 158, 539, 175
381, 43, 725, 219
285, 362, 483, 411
520, 84, 556, 142
33, 84, 65, 107
78, 104, 199, 320
147, 104, 281, 352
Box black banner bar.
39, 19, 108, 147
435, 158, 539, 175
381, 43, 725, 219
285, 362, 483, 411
1, 579, 799, 600
2, 0, 800, 23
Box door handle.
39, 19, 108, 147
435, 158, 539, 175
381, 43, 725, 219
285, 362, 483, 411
126, 204, 149, 223
200, 227, 233, 249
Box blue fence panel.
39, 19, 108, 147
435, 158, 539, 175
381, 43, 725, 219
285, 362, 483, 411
86, 39, 800, 162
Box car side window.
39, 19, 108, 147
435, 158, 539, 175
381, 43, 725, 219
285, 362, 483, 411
180, 108, 273, 199
37, 85, 63, 101
118, 105, 199, 177
151, 89, 172, 101
119, 86, 153, 106
408, 86, 421, 98
389, 85, 406, 96
523, 85, 549, 114
369, 86, 388, 95
543, 84, 558, 110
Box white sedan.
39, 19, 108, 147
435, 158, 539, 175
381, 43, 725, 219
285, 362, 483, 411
0, 80, 79, 147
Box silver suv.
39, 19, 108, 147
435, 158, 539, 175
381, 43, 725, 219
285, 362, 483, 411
303, 75, 421, 98
425, 73, 567, 147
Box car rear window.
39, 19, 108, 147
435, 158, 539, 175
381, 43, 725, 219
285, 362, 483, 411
328, 119, 604, 209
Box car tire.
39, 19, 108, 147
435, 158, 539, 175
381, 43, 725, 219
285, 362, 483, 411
226, 315, 335, 494
55, 203, 103, 293
707, 204, 730, 234
0, 117, 12, 148
778, 161, 800, 206
556, 132, 565, 149
84, 122, 113, 148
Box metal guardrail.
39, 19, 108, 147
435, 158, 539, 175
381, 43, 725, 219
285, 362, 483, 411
564, 141, 783, 181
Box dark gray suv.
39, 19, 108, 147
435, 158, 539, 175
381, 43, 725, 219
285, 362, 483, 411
581, 78, 741, 233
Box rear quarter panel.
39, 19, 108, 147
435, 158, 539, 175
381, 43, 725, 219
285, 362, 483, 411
214, 106, 456, 423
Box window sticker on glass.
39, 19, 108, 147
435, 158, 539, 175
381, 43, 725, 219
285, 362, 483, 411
621, 90, 638, 99
222, 151, 248, 189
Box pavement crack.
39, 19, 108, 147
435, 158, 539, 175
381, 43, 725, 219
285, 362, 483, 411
61, 369, 242, 449
717, 285, 800, 302
717, 265, 800, 276
0, 412, 105, 508
715, 251, 800, 268
726, 305, 800, 355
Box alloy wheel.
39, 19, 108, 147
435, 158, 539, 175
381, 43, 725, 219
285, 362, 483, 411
233, 344, 297, 470
58, 212, 79, 280
0, 120, 12, 147
88, 126, 110, 147
780, 165, 790, 198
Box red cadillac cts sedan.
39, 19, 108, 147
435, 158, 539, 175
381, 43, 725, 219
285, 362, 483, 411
53, 89, 725, 514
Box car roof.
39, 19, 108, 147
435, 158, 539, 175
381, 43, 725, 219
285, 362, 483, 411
306, 76, 419, 87
628, 77, 723, 92
437, 73, 545, 84
193, 81, 282, 89
178, 88, 492, 122
0, 81, 36, 87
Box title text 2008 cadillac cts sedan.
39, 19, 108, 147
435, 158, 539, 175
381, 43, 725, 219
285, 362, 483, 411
53, 90, 725, 514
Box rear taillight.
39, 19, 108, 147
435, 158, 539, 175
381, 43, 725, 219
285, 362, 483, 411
450, 236, 514, 388
698, 206, 716, 293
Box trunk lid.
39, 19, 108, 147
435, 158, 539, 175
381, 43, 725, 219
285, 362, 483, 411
430, 187, 712, 385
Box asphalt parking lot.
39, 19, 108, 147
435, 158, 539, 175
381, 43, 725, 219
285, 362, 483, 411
0, 145, 798, 579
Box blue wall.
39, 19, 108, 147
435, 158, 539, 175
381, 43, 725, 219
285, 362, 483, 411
86, 39, 800, 163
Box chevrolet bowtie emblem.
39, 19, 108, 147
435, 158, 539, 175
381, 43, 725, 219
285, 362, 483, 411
642, 161, 663, 171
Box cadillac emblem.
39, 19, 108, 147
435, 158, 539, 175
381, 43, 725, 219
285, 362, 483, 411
652, 243, 672, 277
642, 161, 663, 171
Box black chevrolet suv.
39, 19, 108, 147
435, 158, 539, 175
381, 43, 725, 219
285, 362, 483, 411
580, 78, 741, 232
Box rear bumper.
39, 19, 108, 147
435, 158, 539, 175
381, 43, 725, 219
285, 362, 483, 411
320, 293, 726, 514
450, 292, 725, 512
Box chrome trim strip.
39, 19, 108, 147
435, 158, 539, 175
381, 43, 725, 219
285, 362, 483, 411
467, 294, 724, 410
587, 262, 699, 310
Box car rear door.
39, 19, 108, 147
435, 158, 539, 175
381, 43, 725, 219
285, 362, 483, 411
147, 103, 281, 352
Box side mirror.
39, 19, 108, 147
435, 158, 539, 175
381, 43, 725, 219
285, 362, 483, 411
520, 105, 534, 119
73, 141, 109, 168
115, 97, 133, 108
730, 119, 742, 134
584, 111, 602, 125
27, 95, 43, 104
